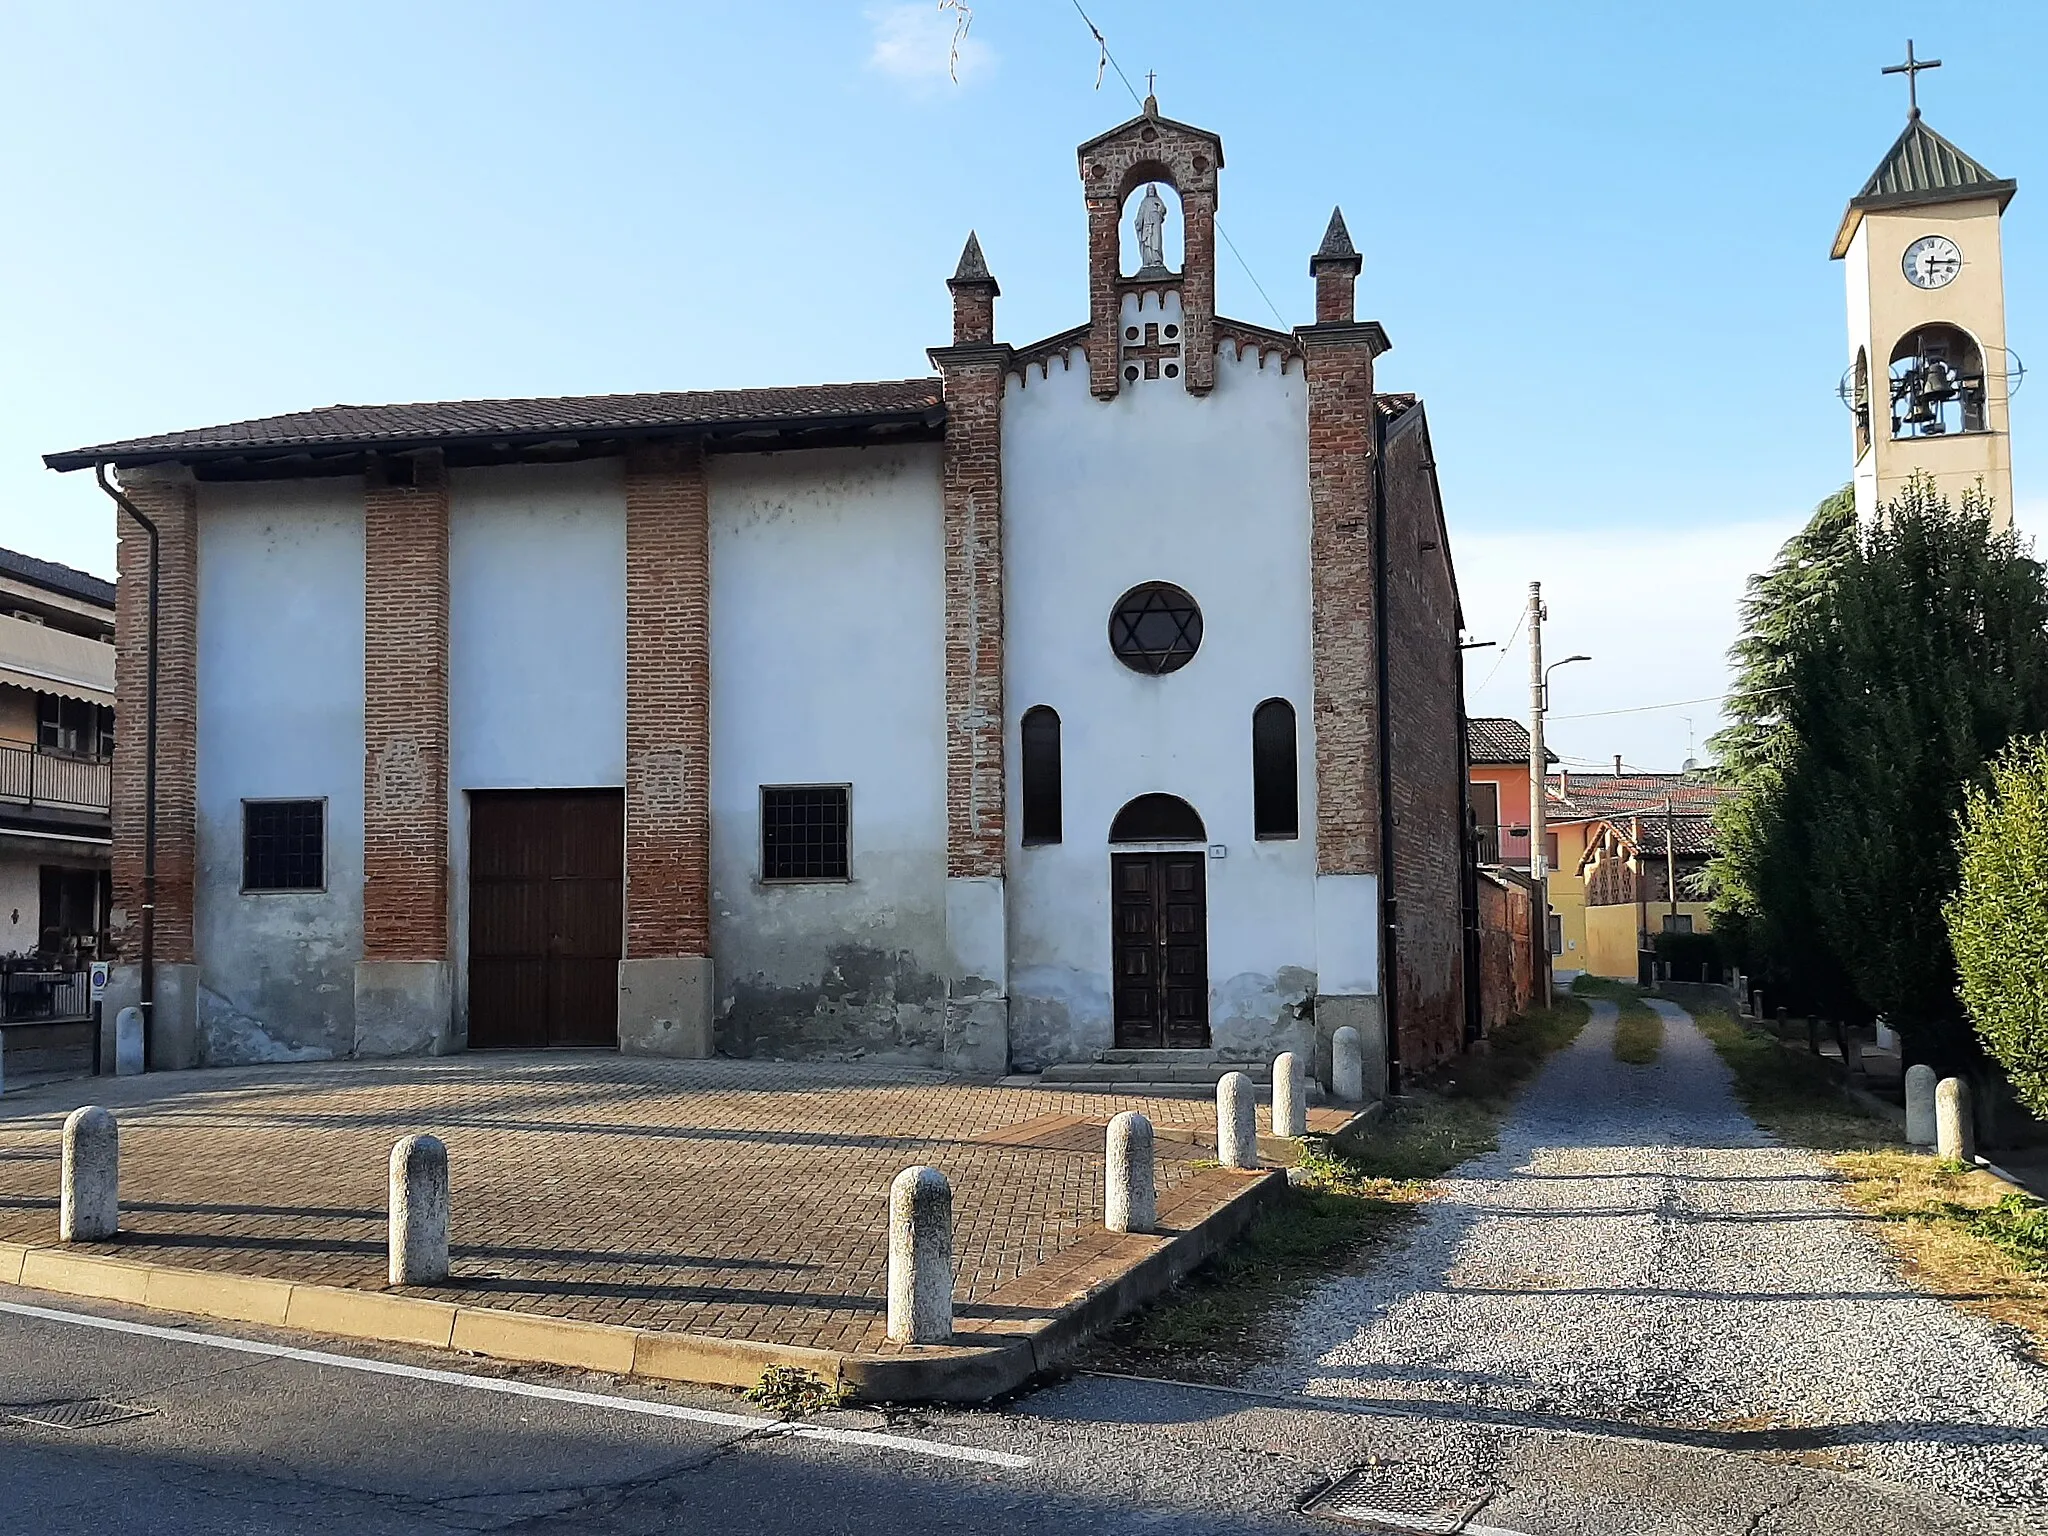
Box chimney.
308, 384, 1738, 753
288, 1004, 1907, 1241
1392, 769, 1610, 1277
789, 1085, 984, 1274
948, 232, 999, 346
1309, 207, 1362, 325
1613, 754, 1623, 777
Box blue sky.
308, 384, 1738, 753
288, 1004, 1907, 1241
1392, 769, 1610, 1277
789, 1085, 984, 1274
1, 2, 2040, 769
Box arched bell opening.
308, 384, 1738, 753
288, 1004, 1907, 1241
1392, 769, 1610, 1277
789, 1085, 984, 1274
1108, 793, 1206, 844
1889, 324, 1987, 439
1852, 347, 1872, 458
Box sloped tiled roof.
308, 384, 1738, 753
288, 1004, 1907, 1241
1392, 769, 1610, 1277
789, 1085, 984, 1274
1604, 812, 1718, 858
1832, 115, 2017, 257
1547, 772, 1729, 822
1467, 717, 1557, 765
44, 379, 948, 471
0, 546, 115, 608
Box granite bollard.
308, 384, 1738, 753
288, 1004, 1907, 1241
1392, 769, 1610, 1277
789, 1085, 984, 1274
1935, 1077, 1976, 1165
114, 1006, 145, 1077
61, 1106, 119, 1241
1904, 1063, 1938, 1148
1216, 1071, 1259, 1169
1105, 1112, 1156, 1235
1331, 1025, 1365, 1104
1272, 1051, 1307, 1138
388, 1134, 450, 1285
887, 1165, 954, 1343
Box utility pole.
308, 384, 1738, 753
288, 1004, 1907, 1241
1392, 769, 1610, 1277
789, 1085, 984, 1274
1527, 583, 1548, 975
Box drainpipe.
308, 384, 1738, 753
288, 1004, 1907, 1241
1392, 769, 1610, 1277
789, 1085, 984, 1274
93, 463, 156, 1068
1372, 408, 1401, 1094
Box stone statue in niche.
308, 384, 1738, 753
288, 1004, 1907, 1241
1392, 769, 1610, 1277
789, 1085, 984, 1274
1133, 184, 1169, 275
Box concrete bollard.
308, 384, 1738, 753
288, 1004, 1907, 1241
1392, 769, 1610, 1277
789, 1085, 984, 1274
1105, 1112, 1156, 1235
1216, 1071, 1259, 1169
1331, 1026, 1365, 1104
1904, 1063, 1938, 1148
387, 1134, 450, 1285
114, 1006, 145, 1077
1807, 1016, 1821, 1056
1841, 1034, 1863, 1080
1272, 1051, 1307, 1138
887, 1165, 954, 1343
61, 1106, 119, 1241
1935, 1078, 1976, 1165
1751, 989, 1762, 1021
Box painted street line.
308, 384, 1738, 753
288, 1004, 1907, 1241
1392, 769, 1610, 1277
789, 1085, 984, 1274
0, 1297, 1032, 1470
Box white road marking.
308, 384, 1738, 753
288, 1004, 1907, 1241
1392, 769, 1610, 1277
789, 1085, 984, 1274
0, 1297, 1032, 1470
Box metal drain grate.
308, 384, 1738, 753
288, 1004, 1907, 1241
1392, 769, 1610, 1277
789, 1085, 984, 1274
10, 1398, 159, 1432
1303, 1465, 1489, 1533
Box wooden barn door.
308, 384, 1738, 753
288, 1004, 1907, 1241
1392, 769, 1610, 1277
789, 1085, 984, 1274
1110, 852, 1210, 1049
468, 789, 622, 1049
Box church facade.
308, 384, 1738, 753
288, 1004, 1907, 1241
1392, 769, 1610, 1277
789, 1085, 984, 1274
47, 105, 1471, 1093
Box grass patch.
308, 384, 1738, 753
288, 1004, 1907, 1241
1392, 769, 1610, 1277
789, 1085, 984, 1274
1570, 975, 1665, 1065
1694, 1007, 2048, 1355
745, 1365, 848, 1417
1086, 997, 1590, 1382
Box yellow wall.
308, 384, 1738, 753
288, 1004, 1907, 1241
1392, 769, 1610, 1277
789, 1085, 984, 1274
1581, 901, 1716, 982
1845, 196, 2013, 528
1547, 821, 1595, 966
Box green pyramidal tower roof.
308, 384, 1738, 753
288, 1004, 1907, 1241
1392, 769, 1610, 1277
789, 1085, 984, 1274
1833, 114, 2017, 257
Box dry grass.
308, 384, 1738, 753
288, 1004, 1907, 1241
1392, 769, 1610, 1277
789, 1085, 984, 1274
1087, 996, 1590, 1382
1695, 1008, 2048, 1356
1573, 975, 1666, 1064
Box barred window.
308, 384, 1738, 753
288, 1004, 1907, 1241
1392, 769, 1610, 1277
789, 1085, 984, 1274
243, 800, 325, 892
761, 786, 849, 881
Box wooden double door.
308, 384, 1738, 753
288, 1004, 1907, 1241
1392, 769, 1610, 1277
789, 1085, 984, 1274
1111, 851, 1210, 1048
468, 789, 622, 1049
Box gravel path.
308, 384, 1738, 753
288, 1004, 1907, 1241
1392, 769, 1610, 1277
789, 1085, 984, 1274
1262, 998, 2048, 1511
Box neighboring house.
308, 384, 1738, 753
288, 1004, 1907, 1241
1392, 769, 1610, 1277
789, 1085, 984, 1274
1552, 769, 1728, 980
1465, 717, 1556, 870
0, 548, 114, 965
47, 102, 1471, 1091
1541, 768, 1729, 973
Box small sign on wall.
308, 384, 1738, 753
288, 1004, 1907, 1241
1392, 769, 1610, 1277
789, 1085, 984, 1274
1208, 844, 1227, 859
89, 962, 109, 1001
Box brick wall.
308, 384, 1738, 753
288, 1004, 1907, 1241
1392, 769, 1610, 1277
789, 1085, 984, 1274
1381, 409, 1469, 1071
1477, 869, 1540, 1032
624, 440, 711, 956
935, 352, 1007, 878
361, 457, 450, 961
1301, 333, 1381, 877
110, 469, 198, 965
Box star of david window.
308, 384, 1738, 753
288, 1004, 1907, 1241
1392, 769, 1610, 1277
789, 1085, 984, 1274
1109, 583, 1203, 675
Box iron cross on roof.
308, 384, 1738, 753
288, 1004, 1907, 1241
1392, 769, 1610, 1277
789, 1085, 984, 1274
1883, 39, 1941, 117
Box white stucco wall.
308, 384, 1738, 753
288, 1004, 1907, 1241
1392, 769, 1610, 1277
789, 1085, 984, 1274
447, 459, 627, 1038
707, 445, 950, 1061
1004, 298, 1325, 1066
0, 857, 41, 957
195, 479, 366, 1062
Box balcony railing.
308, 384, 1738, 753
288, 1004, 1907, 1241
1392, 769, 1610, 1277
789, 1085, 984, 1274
0, 743, 111, 815
1, 969, 91, 1023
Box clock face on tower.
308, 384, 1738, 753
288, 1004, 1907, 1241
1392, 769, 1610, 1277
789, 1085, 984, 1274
1903, 234, 1963, 289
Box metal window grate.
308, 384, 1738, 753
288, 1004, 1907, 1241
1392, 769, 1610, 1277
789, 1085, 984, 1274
243, 799, 325, 891
1109, 582, 1203, 675
1302, 1465, 1490, 1533
762, 786, 848, 881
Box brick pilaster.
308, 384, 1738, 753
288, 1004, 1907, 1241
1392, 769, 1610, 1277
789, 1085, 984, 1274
623, 440, 711, 957
110, 467, 198, 965
1297, 321, 1391, 876
361, 455, 450, 960
929, 342, 1010, 878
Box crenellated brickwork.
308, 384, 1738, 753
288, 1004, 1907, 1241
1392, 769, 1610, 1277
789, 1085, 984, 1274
623, 440, 711, 957
110, 468, 198, 965
361, 455, 450, 961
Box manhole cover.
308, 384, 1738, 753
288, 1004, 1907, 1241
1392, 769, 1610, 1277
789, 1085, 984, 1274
1303, 1465, 1489, 1533
9, 1398, 159, 1432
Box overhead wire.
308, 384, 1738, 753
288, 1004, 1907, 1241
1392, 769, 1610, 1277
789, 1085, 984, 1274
1068, 1, 1290, 329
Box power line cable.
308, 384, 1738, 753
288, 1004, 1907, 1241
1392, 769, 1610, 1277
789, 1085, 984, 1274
1471, 606, 1526, 694
1067, 1, 1289, 328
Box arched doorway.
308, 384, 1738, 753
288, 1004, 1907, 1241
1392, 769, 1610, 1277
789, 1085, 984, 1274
1108, 795, 1209, 1048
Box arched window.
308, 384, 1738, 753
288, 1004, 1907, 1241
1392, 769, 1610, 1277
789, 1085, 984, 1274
1251, 699, 1298, 839
1852, 347, 1872, 458
1889, 324, 1987, 439
1109, 794, 1205, 844
1020, 706, 1062, 846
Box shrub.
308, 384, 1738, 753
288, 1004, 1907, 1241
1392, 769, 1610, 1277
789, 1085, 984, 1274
1947, 735, 2048, 1117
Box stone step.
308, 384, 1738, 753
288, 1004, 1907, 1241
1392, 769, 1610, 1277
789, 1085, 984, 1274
1094, 1048, 1219, 1066
1029, 1077, 1326, 1104
1039, 1061, 1273, 1085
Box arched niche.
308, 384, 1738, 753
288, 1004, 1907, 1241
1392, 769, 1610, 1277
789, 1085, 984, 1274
1119, 179, 1184, 277
1889, 323, 1987, 439
1109, 793, 1206, 844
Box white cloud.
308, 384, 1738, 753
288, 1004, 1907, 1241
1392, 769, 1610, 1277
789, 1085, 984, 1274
1452, 517, 1804, 774
866, 3, 992, 91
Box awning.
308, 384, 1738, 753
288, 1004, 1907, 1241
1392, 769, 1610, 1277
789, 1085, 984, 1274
0, 613, 114, 707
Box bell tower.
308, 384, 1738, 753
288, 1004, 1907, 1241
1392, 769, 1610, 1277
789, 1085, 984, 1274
1834, 43, 2018, 529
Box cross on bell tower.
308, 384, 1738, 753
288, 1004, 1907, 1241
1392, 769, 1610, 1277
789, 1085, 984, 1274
1882, 40, 1941, 118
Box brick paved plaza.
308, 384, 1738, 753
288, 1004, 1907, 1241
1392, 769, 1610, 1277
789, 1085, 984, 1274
0, 1057, 1259, 1354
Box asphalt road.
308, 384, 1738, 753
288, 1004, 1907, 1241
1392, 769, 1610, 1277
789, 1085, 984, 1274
1, 1285, 2026, 1535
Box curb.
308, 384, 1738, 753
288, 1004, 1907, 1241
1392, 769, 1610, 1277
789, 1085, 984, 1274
0, 1167, 1286, 1405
